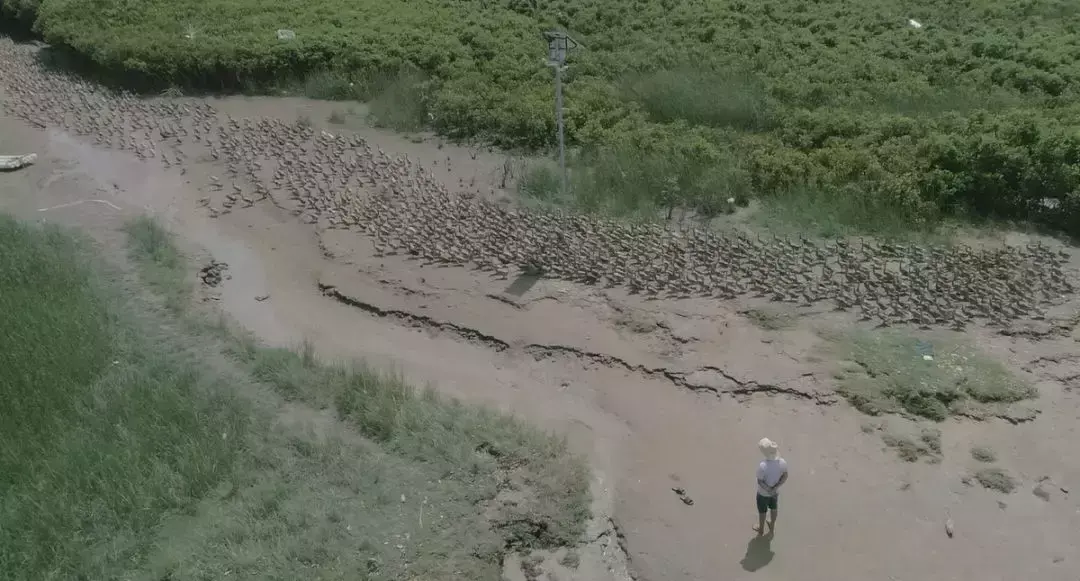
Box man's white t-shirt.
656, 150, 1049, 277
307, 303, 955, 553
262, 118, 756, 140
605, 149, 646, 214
757, 458, 788, 497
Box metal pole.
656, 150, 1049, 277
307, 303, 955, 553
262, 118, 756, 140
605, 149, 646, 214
554, 64, 567, 195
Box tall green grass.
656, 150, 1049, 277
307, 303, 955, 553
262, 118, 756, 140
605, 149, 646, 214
0, 212, 593, 579
755, 183, 939, 239
0, 215, 247, 580
519, 146, 749, 219
123, 215, 190, 311
121, 216, 592, 579
300, 68, 430, 132
622, 66, 775, 131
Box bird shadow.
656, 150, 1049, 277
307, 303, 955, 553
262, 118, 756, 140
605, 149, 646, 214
739, 530, 775, 572
504, 272, 541, 297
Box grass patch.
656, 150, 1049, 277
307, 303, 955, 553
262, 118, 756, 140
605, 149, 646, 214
121, 216, 592, 578
755, 183, 940, 239
236, 345, 591, 550
881, 433, 925, 463
123, 215, 190, 311
881, 427, 941, 463
0, 212, 593, 579
974, 467, 1017, 493
0, 215, 247, 579
827, 329, 1035, 421
971, 445, 998, 463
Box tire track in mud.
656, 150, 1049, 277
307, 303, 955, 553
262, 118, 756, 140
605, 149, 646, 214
318, 283, 838, 405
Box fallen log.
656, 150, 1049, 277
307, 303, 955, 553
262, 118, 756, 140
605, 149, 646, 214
0, 153, 37, 171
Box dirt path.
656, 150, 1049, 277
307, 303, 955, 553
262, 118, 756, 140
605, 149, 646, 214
3, 58, 1080, 581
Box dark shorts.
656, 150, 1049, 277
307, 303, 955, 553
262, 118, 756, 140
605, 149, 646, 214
756, 493, 778, 514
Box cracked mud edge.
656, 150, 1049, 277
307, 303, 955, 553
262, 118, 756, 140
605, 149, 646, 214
589, 516, 637, 581
319, 283, 835, 405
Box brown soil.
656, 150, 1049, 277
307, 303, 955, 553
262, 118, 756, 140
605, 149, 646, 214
3, 62, 1080, 581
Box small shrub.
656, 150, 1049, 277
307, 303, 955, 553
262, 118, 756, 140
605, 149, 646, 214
518, 163, 563, 202
919, 428, 942, 454
302, 70, 357, 101
123, 217, 190, 312
559, 548, 580, 569
971, 446, 997, 463
975, 467, 1016, 493
365, 70, 429, 132
882, 433, 925, 463
327, 110, 346, 125
564, 144, 750, 218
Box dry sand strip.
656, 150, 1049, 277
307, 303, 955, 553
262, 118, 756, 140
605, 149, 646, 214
2, 36, 1080, 581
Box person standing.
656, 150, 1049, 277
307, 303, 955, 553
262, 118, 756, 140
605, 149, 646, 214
755, 437, 788, 534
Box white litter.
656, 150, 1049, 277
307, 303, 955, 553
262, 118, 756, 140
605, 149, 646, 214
277, 29, 296, 41
38, 199, 122, 212
922, 354, 934, 361
908, 18, 923, 28
0, 153, 37, 171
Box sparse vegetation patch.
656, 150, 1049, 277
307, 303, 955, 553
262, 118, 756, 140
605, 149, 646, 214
975, 467, 1017, 493
882, 432, 932, 463
828, 329, 1035, 421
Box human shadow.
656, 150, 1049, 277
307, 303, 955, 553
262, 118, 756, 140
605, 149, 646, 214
739, 530, 775, 572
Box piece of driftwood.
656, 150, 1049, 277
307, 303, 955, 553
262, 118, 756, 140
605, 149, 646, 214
0, 153, 37, 170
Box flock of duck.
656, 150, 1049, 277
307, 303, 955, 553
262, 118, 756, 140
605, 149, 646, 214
0, 38, 1074, 330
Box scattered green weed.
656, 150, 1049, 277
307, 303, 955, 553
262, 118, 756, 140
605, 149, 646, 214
881, 432, 931, 463
919, 427, 942, 454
